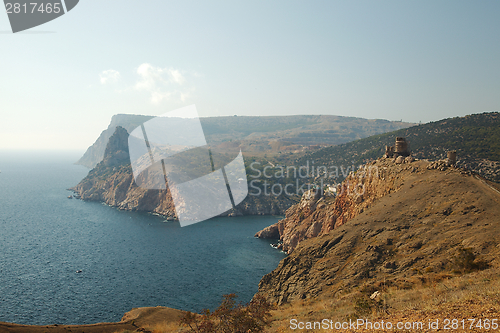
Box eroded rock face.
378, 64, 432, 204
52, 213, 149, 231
71, 126, 297, 219
76, 114, 154, 168
257, 159, 500, 305
256, 158, 417, 254
71, 127, 161, 217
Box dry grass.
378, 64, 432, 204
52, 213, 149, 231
82, 268, 500, 333
263, 267, 500, 332
145, 321, 184, 333
112, 321, 184, 333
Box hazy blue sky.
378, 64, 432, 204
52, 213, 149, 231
1, 1, 499, 150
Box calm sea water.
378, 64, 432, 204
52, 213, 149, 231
0, 151, 285, 325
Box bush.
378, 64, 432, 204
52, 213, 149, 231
353, 295, 373, 317
180, 293, 274, 333
452, 247, 489, 274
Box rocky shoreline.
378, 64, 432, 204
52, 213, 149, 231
9, 154, 500, 331
70, 126, 298, 220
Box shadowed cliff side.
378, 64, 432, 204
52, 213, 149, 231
76, 114, 154, 168
71, 126, 297, 218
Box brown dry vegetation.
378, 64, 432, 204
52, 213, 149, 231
254, 160, 500, 332
118, 159, 500, 332
0, 307, 185, 333
86, 267, 500, 333
264, 267, 500, 332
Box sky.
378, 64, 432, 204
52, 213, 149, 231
0, 0, 499, 150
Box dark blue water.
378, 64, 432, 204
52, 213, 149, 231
0, 151, 285, 325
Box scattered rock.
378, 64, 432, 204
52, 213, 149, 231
257, 158, 500, 305
395, 156, 405, 164
405, 156, 415, 163
370, 291, 381, 300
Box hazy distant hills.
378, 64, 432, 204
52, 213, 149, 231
76, 114, 413, 168
297, 112, 500, 182
76, 114, 154, 168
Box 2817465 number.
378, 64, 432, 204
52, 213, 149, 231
442, 319, 499, 330
5, 2, 62, 14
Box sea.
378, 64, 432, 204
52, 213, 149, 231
0, 151, 285, 325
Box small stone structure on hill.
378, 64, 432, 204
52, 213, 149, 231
428, 150, 460, 171
447, 150, 457, 166
385, 137, 410, 158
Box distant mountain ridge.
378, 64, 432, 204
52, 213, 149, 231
76, 114, 414, 168
297, 112, 500, 183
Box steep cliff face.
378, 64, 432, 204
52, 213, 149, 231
71, 126, 297, 218
76, 114, 154, 168
256, 157, 421, 253
71, 126, 178, 218
257, 159, 500, 305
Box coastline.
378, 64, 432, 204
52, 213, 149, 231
0, 306, 185, 333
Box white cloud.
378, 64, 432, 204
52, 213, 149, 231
151, 91, 171, 104
169, 69, 185, 85
99, 69, 121, 84
135, 63, 192, 104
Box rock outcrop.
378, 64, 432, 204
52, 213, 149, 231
76, 114, 153, 168
71, 126, 297, 219
257, 158, 500, 305
256, 157, 421, 253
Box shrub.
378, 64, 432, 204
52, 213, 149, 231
452, 247, 489, 274
180, 293, 274, 333
353, 295, 373, 317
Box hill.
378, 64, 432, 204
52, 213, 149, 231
257, 158, 500, 299
254, 156, 500, 331
295, 112, 500, 183
76, 114, 413, 168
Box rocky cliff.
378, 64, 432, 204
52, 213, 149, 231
256, 157, 500, 305
71, 126, 297, 219
256, 156, 420, 254
76, 114, 153, 168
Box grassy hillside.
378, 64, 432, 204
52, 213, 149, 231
296, 112, 500, 182
254, 155, 500, 333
